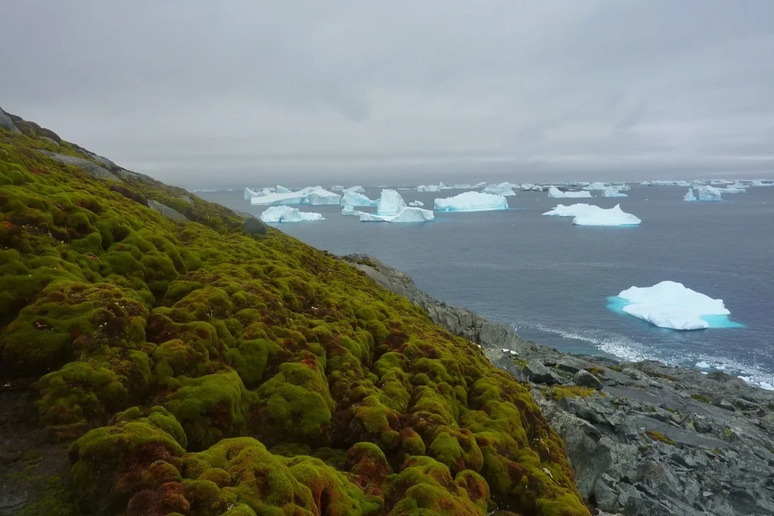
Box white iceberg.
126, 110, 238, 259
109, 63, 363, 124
359, 207, 434, 223
377, 189, 408, 215
250, 186, 341, 206
482, 182, 518, 196
613, 281, 734, 330
417, 183, 442, 192
341, 190, 377, 207
434, 191, 509, 212
548, 186, 593, 199
584, 182, 609, 191
684, 185, 723, 202
543, 203, 641, 226
260, 206, 324, 223
408, 200, 424, 207
343, 185, 365, 194
602, 186, 628, 198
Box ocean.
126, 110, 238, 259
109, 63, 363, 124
198, 183, 774, 389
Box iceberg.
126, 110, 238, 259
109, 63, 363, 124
341, 190, 377, 207
602, 186, 627, 198
377, 189, 408, 215
482, 182, 518, 196
610, 281, 740, 330
417, 183, 442, 192
547, 186, 592, 199
434, 191, 509, 212
408, 200, 424, 207
260, 206, 324, 223
250, 186, 341, 206
359, 207, 434, 223
583, 182, 609, 191
543, 203, 641, 226
684, 185, 722, 202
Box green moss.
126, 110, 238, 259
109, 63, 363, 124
645, 430, 676, 445
163, 371, 256, 451
546, 386, 599, 401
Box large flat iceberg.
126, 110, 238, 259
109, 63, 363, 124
434, 191, 509, 212
609, 281, 742, 330
548, 186, 592, 199
260, 206, 324, 223
250, 186, 341, 206
543, 203, 641, 226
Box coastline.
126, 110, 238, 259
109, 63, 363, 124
345, 253, 774, 515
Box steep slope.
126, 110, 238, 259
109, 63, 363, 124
0, 108, 589, 515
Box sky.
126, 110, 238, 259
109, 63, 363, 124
2, 0, 774, 188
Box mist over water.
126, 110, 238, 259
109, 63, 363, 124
199, 183, 774, 389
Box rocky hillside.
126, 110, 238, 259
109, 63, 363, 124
0, 108, 589, 515
350, 255, 774, 516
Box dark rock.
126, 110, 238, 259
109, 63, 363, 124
0, 108, 21, 134
524, 360, 561, 385
39, 150, 117, 180
574, 369, 603, 389
242, 216, 269, 236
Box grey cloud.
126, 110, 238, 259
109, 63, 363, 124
1, 0, 773, 187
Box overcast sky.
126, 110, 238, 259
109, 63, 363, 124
2, 1, 774, 187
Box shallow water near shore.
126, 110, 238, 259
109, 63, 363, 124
199, 184, 774, 389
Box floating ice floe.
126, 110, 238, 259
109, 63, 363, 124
547, 186, 593, 199
684, 185, 723, 202
609, 280, 742, 330
260, 206, 324, 223
434, 191, 509, 212
250, 186, 341, 206
417, 183, 442, 192
602, 186, 628, 198
358, 189, 434, 222
482, 182, 519, 196
408, 200, 424, 207
543, 203, 641, 226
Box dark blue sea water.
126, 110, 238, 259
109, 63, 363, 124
198, 184, 774, 389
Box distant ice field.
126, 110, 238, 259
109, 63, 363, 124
199, 184, 774, 389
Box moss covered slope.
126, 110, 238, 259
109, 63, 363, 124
0, 114, 589, 515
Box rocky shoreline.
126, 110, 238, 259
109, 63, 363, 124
346, 254, 774, 515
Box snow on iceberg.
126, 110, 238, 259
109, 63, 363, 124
609, 281, 742, 330
547, 186, 592, 199
260, 206, 324, 223
482, 182, 518, 196
359, 207, 434, 223
250, 186, 341, 206
434, 191, 509, 212
543, 203, 641, 226
602, 186, 628, 198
